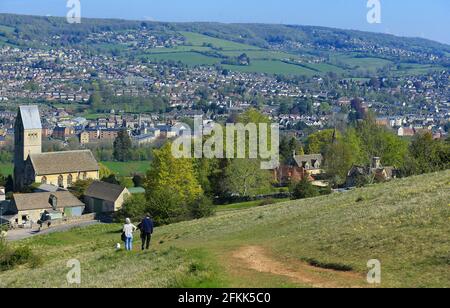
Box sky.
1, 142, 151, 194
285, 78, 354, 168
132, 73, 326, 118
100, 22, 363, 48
0, 0, 449, 45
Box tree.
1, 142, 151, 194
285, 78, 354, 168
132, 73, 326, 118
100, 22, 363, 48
188, 195, 215, 219
69, 179, 94, 199
115, 194, 147, 222
306, 129, 339, 154
406, 132, 450, 174
132, 175, 144, 188
280, 136, 303, 164
325, 141, 355, 186
290, 177, 319, 200
356, 118, 408, 168
98, 163, 113, 179
88, 91, 103, 112
145, 142, 203, 209
223, 159, 272, 197
113, 130, 132, 162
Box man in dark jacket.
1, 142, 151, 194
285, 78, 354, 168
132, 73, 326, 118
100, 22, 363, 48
139, 213, 154, 250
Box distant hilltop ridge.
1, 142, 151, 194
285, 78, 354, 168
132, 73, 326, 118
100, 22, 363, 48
0, 13, 448, 57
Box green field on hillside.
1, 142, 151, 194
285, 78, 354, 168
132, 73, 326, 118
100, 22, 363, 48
1, 170, 449, 288
101, 161, 150, 176
138, 31, 444, 77
181, 32, 260, 51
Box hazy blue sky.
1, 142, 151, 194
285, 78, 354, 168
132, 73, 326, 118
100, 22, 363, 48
0, 0, 449, 44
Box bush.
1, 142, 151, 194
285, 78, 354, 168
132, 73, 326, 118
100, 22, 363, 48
0, 238, 42, 271
115, 194, 147, 222
189, 195, 215, 219
258, 198, 277, 206
290, 178, 320, 200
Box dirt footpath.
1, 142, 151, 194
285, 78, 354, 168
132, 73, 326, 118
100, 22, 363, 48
232, 246, 365, 288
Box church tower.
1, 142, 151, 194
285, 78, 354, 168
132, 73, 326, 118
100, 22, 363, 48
14, 106, 42, 191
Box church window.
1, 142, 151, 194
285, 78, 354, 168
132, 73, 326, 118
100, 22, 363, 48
67, 174, 73, 186
82, 172, 87, 180
58, 175, 64, 188
41, 176, 47, 185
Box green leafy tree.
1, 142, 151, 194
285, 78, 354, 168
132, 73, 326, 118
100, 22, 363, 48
406, 132, 450, 174
144, 143, 203, 217
306, 129, 339, 154
69, 179, 94, 199
356, 118, 408, 168
223, 159, 272, 197
113, 130, 132, 162
98, 163, 113, 179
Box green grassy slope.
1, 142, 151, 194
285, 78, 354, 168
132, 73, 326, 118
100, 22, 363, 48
1, 170, 449, 288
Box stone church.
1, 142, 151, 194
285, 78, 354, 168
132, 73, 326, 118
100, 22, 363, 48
14, 106, 100, 191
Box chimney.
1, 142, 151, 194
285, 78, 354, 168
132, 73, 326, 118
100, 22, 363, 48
372, 157, 381, 169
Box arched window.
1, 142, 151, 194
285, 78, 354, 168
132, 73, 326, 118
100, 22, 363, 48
58, 175, 64, 188
41, 176, 47, 185
82, 172, 87, 180
67, 174, 73, 187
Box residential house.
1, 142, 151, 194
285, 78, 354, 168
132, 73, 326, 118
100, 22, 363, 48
84, 181, 130, 213
9, 191, 85, 226
293, 154, 323, 175
346, 157, 397, 187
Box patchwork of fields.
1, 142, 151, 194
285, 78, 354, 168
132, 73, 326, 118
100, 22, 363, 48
138, 32, 444, 77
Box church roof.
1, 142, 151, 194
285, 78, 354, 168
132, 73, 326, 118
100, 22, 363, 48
29, 150, 99, 175
85, 181, 128, 203
13, 191, 84, 211
19, 105, 42, 130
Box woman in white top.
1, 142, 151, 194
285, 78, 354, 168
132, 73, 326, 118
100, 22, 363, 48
123, 218, 137, 251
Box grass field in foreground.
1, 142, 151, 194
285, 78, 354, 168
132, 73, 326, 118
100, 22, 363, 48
101, 161, 150, 176
1, 170, 449, 288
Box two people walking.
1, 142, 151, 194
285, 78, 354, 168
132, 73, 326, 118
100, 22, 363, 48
122, 214, 154, 251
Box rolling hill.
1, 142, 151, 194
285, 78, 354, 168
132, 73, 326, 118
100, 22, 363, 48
0, 14, 448, 77
1, 170, 449, 288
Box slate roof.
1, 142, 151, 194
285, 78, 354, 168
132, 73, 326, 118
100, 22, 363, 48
29, 150, 99, 175
85, 181, 128, 203
294, 154, 323, 169
12, 191, 84, 211
19, 106, 42, 130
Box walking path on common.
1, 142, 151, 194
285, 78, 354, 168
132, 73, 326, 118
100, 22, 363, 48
5, 220, 101, 241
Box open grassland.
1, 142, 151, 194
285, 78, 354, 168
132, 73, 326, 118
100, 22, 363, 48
101, 161, 150, 176
181, 32, 261, 51
1, 170, 449, 288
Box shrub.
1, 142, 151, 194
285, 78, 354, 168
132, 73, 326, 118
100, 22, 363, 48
189, 195, 215, 219
290, 178, 320, 200
0, 238, 42, 271
258, 198, 277, 206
